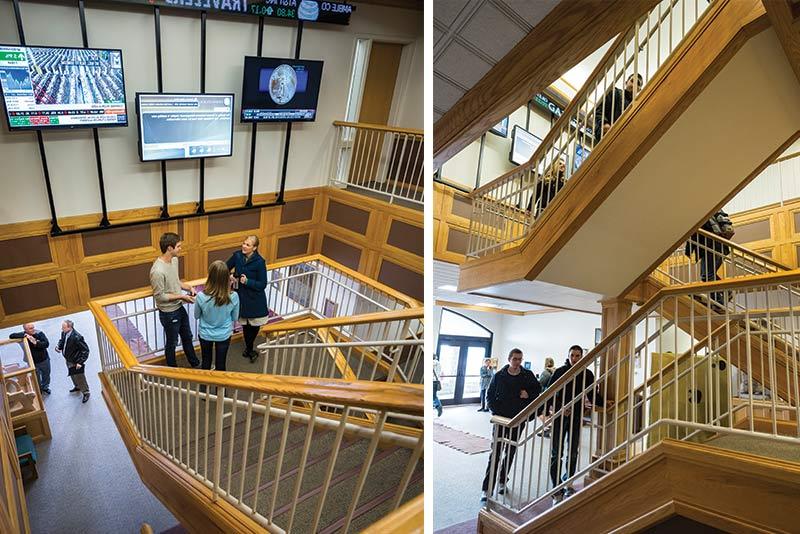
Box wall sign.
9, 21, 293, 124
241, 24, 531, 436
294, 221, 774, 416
109, 0, 355, 24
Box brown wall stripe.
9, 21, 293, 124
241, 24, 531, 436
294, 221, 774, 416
277, 234, 310, 259
82, 224, 152, 257
730, 219, 771, 244
207, 247, 238, 267
207, 209, 261, 237
386, 220, 423, 257
1, 280, 60, 315
446, 227, 469, 255
321, 235, 361, 271
88, 262, 155, 298
0, 235, 52, 271
326, 200, 370, 235
451, 195, 473, 219
280, 199, 315, 225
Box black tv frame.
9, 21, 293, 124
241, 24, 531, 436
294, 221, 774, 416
509, 125, 542, 165
0, 43, 128, 131
240, 56, 324, 123
135, 91, 235, 163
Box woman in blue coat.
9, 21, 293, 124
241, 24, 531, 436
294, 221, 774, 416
226, 235, 269, 362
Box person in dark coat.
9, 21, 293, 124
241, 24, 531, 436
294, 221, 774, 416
546, 345, 612, 503
226, 235, 269, 362
9, 323, 51, 394
592, 74, 643, 144
526, 159, 566, 218
685, 211, 733, 305
480, 348, 542, 502
55, 319, 90, 403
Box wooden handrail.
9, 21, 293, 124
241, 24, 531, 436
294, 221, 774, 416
499, 269, 800, 427
88, 300, 424, 414
261, 307, 423, 335
470, 28, 630, 198
694, 228, 791, 271
92, 253, 419, 309
332, 120, 423, 136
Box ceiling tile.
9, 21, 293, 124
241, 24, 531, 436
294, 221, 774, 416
434, 74, 467, 114
459, 2, 527, 62
500, 0, 561, 29
434, 0, 470, 28
435, 41, 494, 89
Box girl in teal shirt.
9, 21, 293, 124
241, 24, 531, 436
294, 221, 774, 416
194, 261, 240, 371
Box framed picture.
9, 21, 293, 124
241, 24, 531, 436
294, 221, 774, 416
509, 125, 542, 165
574, 143, 591, 173
489, 117, 508, 137
286, 263, 314, 308
323, 298, 339, 318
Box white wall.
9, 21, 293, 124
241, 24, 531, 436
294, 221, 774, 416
0, 1, 422, 224
433, 304, 602, 375
723, 151, 800, 215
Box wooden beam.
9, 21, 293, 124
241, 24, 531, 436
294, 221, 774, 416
763, 0, 800, 85
435, 298, 565, 316
433, 0, 660, 168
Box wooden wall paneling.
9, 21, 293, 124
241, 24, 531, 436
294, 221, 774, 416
0, 274, 66, 324
275, 232, 312, 260
375, 257, 423, 303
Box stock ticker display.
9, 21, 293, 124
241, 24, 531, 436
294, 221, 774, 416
109, 0, 354, 24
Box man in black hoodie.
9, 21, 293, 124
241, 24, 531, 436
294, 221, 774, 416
546, 345, 613, 503
9, 323, 51, 394
592, 73, 643, 144
480, 348, 541, 502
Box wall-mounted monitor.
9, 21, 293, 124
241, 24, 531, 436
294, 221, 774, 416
241, 56, 323, 122
136, 93, 234, 162
489, 117, 508, 137
509, 125, 542, 165
0, 44, 127, 130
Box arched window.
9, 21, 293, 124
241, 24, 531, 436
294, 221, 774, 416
439, 309, 492, 338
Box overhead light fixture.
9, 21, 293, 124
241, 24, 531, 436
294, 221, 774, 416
479, 302, 501, 308
438, 284, 457, 291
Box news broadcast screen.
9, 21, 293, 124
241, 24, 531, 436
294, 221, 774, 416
136, 93, 234, 162
241, 56, 323, 122
0, 45, 127, 130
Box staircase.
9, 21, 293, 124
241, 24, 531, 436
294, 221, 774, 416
459, 0, 800, 296
90, 254, 424, 533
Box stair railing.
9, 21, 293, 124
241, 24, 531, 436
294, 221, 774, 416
90, 296, 424, 534
467, 0, 713, 259
483, 271, 800, 522
258, 308, 424, 384
330, 121, 424, 205
98, 254, 417, 362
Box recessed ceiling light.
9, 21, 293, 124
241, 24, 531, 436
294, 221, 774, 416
479, 302, 501, 308
438, 284, 457, 291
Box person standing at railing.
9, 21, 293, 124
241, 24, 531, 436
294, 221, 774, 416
226, 235, 268, 363
685, 211, 734, 305
592, 74, 643, 144
538, 357, 556, 390
546, 345, 612, 504
194, 261, 240, 372
478, 358, 493, 412
480, 348, 541, 503
432, 354, 443, 417
150, 232, 201, 369
526, 159, 566, 218
54, 319, 90, 403
9, 323, 51, 395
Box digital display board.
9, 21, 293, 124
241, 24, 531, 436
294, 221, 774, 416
241, 56, 323, 122
107, 0, 355, 25
0, 45, 127, 130
136, 93, 233, 162
509, 125, 541, 166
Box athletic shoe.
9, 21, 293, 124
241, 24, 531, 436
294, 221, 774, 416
82, 392, 90, 403
498, 483, 505, 495
41, 388, 51, 395
552, 489, 565, 505
564, 486, 576, 498
480, 491, 487, 503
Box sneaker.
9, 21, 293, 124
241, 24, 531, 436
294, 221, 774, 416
69, 387, 80, 393
248, 350, 259, 363
436, 405, 443, 417
552, 490, 564, 505
82, 392, 90, 403
498, 483, 505, 495
480, 491, 488, 503
42, 388, 51, 395
564, 486, 576, 498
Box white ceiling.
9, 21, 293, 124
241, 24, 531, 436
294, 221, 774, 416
433, 0, 561, 122
434, 260, 603, 314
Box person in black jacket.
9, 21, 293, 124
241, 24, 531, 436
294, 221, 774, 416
55, 320, 90, 403
9, 323, 51, 394
480, 348, 541, 502
592, 74, 643, 144
226, 235, 269, 362
685, 211, 733, 304
546, 345, 612, 503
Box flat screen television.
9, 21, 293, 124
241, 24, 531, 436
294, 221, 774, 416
489, 117, 508, 137
241, 56, 323, 122
509, 125, 542, 165
136, 93, 234, 162
0, 44, 127, 130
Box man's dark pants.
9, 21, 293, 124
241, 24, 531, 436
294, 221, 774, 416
549, 412, 582, 488
482, 423, 525, 492
35, 359, 50, 391
159, 307, 199, 367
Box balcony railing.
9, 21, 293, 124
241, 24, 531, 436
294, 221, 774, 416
483, 271, 800, 524
467, 0, 713, 258
330, 121, 424, 206
98, 254, 418, 363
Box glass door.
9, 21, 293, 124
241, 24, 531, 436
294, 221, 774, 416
437, 335, 491, 405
